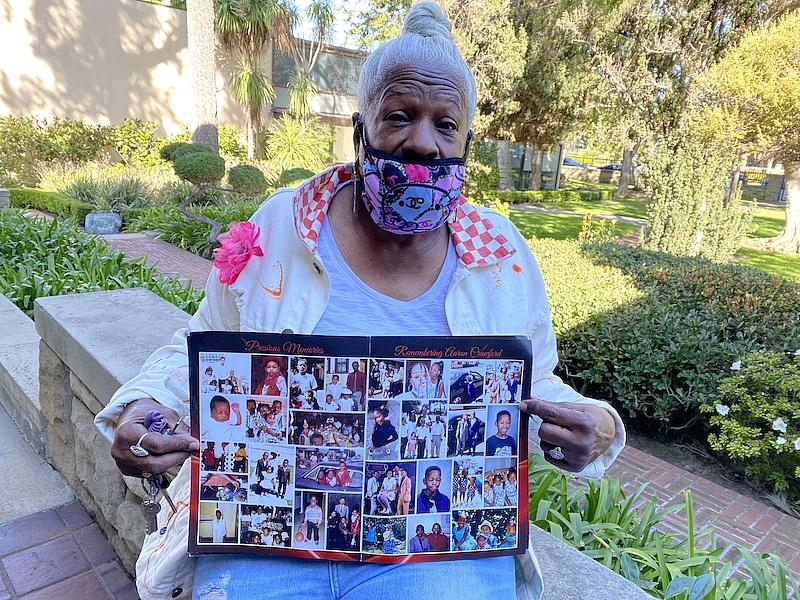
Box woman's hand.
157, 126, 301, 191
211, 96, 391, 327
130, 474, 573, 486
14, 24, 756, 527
111, 398, 199, 477
521, 398, 616, 473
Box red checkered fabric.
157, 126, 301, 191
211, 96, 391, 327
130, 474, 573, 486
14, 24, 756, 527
292, 165, 516, 267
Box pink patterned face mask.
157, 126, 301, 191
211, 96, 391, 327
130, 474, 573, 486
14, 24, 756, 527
359, 126, 471, 236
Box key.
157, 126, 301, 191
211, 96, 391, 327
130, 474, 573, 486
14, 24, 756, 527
143, 499, 161, 535
142, 476, 162, 535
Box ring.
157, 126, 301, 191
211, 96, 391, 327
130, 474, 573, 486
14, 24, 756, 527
548, 446, 565, 461
130, 432, 151, 457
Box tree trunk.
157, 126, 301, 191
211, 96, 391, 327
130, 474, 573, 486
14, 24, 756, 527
517, 144, 527, 188
497, 141, 515, 191
769, 161, 800, 253
246, 122, 255, 161
186, 0, 218, 151
615, 144, 635, 198
726, 155, 743, 204
529, 144, 543, 191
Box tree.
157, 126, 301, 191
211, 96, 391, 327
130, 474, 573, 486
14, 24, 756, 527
504, 0, 597, 190
695, 11, 800, 252
216, 0, 291, 158
561, 0, 776, 197
282, 0, 335, 119
186, 0, 219, 150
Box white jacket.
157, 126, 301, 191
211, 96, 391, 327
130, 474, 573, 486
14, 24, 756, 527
95, 164, 626, 600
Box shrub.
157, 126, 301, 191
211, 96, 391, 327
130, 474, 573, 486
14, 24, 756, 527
172, 151, 226, 186
0, 115, 42, 187
170, 143, 217, 162
642, 133, 753, 262
159, 141, 190, 161
276, 167, 314, 188
577, 214, 620, 244
530, 457, 799, 598
528, 238, 641, 341
217, 125, 247, 161
37, 162, 171, 212
9, 188, 93, 221
463, 139, 499, 205
486, 189, 614, 204
265, 115, 333, 173
227, 164, 268, 196
558, 243, 800, 430
35, 116, 110, 164
701, 351, 800, 503
0, 211, 202, 316
110, 118, 161, 166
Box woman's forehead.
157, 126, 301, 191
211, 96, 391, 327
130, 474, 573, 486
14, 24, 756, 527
377, 65, 465, 112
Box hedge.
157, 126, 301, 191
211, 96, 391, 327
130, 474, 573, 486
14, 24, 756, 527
10, 188, 93, 221
540, 241, 800, 432
488, 189, 614, 204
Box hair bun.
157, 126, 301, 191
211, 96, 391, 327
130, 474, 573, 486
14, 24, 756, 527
403, 1, 452, 39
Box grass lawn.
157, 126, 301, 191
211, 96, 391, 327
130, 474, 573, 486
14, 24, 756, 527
509, 208, 636, 241
750, 205, 785, 238
737, 248, 800, 282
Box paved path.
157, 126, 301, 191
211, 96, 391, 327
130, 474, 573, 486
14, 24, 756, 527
102, 232, 800, 580
0, 403, 137, 599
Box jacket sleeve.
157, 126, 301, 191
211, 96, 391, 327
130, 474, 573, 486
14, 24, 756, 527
93, 270, 241, 443
525, 252, 626, 479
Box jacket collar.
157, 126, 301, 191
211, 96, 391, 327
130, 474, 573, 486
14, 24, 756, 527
292, 164, 516, 268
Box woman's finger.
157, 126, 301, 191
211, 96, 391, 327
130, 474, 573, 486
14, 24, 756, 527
538, 422, 575, 449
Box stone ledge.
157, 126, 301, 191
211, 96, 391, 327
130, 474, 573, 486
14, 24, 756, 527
34, 289, 190, 412
0, 294, 44, 453
532, 525, 650, 599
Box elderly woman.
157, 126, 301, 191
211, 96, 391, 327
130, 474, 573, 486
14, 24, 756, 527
94, 2, 624, 599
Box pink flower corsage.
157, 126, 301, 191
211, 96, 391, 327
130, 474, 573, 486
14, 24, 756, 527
213, 221, 264, 285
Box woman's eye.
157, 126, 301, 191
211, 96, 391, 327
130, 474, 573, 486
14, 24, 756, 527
438, 121, 457, 131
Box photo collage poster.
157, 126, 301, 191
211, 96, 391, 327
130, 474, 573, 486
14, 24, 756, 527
188, 332, 532, 563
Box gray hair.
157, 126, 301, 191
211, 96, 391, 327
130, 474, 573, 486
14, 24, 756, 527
357, 1, 477, 131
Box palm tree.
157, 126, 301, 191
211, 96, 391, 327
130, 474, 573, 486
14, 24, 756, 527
186, 0, 219, 150
283, 0, 334, 120
215, 0, 292, 158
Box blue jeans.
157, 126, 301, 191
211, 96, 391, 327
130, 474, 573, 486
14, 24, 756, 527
193, 555, 516, 600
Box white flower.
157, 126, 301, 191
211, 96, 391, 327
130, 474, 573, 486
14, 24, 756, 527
776, 437, 787, 446
772, 418, 788, 433
794, 438, 800, 451
730, 360, 742, 371
794, 349, 800, 356
715, 404, 731, 416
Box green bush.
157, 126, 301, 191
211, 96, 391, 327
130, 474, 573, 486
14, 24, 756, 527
109, 118, 162, 166
0, 211, 202, 316
463, 139, 499, 205
227, 164, 268, 196
218, 125, 247, 161
265, 115, 333, 173
37, 162, 173, 212
556, 243, 800, 430
158, 141, 189, 161
125, 199, 262, 258
530, 457, 799, 598
170, 142, 217, 162
172, 151, 226, 186
642, 133, 753, 262
9, 188, 93, 221
276, 167, 314, 188
528, 238, 641, 339
486, 189, 614, 204
701, 351, 800, 503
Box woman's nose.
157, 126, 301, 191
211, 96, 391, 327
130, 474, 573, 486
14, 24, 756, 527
401, 122, 438, 161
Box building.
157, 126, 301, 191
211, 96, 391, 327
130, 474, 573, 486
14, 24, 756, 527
0, 0, 364, 162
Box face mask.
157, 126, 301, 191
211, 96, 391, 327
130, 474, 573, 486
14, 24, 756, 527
358, 125, 471, 235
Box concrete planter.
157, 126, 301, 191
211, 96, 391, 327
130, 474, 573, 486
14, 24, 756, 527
84, 211, 122, 234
